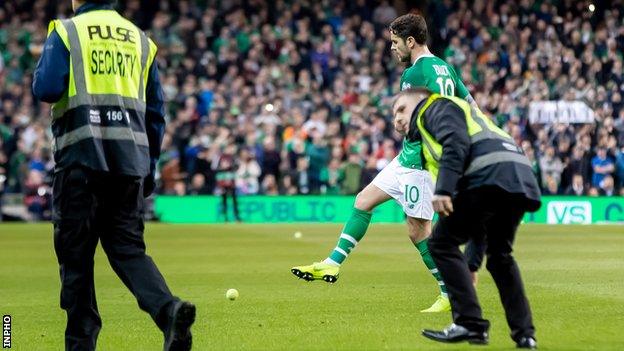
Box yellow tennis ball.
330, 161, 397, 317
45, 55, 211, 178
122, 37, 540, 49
226, 288, 239, 301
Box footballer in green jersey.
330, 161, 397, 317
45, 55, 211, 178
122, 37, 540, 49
391, 13, 485, 285
292, 13, 487, 314
394, 37, 476, 171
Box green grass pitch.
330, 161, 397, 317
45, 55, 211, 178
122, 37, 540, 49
1, 223, 623, 350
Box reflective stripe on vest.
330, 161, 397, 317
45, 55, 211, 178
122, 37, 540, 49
416, 94, 529, 181
465, 151, 531, 175
55, 125, 149, 150
415, 96, 442, 165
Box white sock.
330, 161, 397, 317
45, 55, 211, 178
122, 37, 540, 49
323, 258, 340, 266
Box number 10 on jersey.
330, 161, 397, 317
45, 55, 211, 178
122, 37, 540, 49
435, 77, 455, 96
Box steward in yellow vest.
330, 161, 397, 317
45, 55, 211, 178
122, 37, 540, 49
392, 88, 539, 349
35, 1, 158, 178
32, 1, 195, 350
399, 89, 541, 209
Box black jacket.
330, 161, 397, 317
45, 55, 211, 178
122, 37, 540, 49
410, 98, 541, 212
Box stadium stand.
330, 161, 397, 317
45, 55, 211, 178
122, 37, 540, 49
1, 0, 623, 221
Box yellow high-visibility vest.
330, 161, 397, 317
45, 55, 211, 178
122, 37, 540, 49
49, 9, 157, 121
415, 94, 526, 181
47, 9, 158, 176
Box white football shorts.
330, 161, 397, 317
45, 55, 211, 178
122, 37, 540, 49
372, 157, 434, 220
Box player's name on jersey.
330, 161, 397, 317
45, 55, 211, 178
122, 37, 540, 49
432, 64, 450, 75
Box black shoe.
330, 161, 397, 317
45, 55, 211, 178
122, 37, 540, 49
163, 301, 196, 351
422, 323, 488, 345
516, 336, 537, 349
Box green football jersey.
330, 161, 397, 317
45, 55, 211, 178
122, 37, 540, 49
397, 54, 471, 169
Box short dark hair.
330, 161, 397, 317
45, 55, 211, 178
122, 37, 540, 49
389, 14, 428, 45
391, 87, 431, 110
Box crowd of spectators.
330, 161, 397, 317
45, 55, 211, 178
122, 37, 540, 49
1, 0, 624, 220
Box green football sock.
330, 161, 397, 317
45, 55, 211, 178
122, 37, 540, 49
324, 208, 372, 265
415, 238, 448, 297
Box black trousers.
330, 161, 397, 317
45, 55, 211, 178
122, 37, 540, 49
428, 187, 535, 341
52, 167, 177, 351
465, 239, 486, 272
